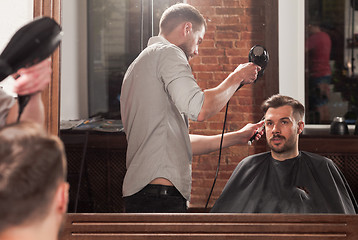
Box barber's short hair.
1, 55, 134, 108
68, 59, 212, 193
0, 122, 67, 232
159, 3, 206, 35
261, 94, 305, 120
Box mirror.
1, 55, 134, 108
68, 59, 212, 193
58, 0, 356, 214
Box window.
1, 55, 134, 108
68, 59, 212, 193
87, 0, 181, 119
305, 0, 358, 124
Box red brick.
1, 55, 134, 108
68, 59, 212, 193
191, 6, 216, 15
199, 48, 225, 56
192, 64, 223, 72
201, 39, 215, 48
196, 79, 208, 89
217, 24, 245, 32
238, 97, 255, 105
202, 56, 219, 64
242, 31, 265, 41
189, 121, 208, 129
216, 40, 234, 49
218, 56, 230, 65
225, 48, 248, 56
203, 31, 215, 40
240, 15, 264, 25
197, 72, 214, 81
187, 0, 223, 6
216, 7, 244, 15
228, 56, 247, 65
189, 56, 201, 65
223, 16, 241, 24
216, 31, 239, 40
224, 0, 246, 7
207, 16, 225, 24
205, 24, 216, 32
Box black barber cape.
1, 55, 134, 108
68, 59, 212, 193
211, 151, 357, 214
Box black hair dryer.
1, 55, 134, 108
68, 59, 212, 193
0, 16, 62, 82
248, 45, 269, 79
0, 16, 62, 120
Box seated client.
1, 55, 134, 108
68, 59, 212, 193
211, 94, 357, 214
0, 122, 69, 240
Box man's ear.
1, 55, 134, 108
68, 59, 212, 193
297, 121, 305, 134
183, 22, 193, 36
55, 182, 69, 214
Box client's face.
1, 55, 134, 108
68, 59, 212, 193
265, 105, 300, 159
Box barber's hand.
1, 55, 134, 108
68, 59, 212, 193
12, 58, 52, 95
233, 62, 261, 85
236, 120, 265, 145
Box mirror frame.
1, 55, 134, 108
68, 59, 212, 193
33, 0, 61, 135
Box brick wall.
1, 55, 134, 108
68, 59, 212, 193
186, 0, 270, 209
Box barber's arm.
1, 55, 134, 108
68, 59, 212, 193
197, 62, 260, 122
190, 121, 264, 155
5, 58, 51, 125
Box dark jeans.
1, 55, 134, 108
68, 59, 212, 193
124, 184, 187, 213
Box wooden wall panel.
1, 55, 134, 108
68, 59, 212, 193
33, 0, 61, 135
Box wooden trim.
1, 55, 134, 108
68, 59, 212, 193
33, 0, 61, 135
60, 213, 358, 240
265, 0, 279, 97
300, 136, 358, 154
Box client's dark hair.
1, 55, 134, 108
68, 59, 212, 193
261, 94, 305, 120
0, 122, 67, 232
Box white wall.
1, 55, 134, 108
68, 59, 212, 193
278, 0, 305, 106
0, 0, 33, 52
60, 0, 88, 120
0, 0, 88, 120
0, 0, 33, 92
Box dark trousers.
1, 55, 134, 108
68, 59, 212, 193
124, 184, 187, 213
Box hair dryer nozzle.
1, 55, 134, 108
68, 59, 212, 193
249, 45, 269, 78
0, 16, 62, 82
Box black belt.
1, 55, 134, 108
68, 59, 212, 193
141, 184, 183, 197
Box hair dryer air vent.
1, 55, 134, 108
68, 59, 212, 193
248, 45, 269, 78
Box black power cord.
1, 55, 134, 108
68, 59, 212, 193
17, 95, 31, 122
204, 45, 269, 209
204, 84, 243, 209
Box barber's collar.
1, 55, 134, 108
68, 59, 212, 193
148, 36, 171, 47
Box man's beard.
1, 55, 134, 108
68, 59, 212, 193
268, 134, 296, 154
178, 42, 193, 60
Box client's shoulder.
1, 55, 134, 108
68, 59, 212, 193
300, 151, 335, 166
240, 151, 271, 164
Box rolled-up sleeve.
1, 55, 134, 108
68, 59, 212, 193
0, 88, 15, 127
158, 47, 204, 121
